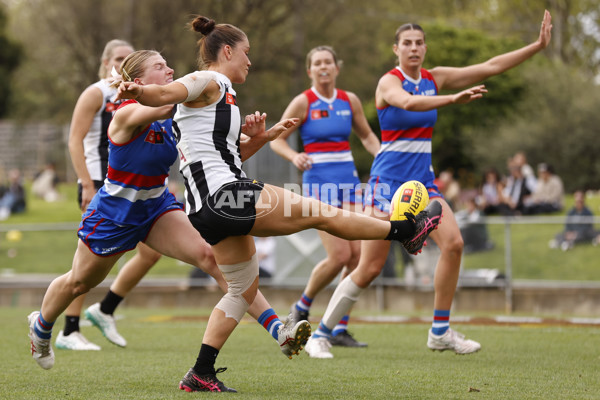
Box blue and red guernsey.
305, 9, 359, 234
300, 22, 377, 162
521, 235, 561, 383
96, 100, 178, 225
300, 88, 354, 165
371, 67, 438, 187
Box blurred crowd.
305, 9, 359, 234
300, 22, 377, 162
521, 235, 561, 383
2, 151, 598, 268
434, 151, 599, 255
476, 152, 564, 217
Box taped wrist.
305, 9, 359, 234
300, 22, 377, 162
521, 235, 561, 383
175, 71, 217, 102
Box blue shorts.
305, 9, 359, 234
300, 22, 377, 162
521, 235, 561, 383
303, 163, 362, 207
77, 196, 183, 256
363, 176, 442, 214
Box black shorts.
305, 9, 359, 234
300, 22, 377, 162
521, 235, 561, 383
77, 180, 104, 209
188, 178, 265, 245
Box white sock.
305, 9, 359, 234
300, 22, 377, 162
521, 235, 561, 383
321, 276, 363, 333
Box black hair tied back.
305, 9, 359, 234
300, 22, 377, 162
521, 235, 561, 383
191, 15, 216, 36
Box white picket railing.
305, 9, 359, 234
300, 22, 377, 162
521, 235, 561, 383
1, 216, 599, 313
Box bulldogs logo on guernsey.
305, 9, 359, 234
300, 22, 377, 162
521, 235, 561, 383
299, 88, 361, 206
310, 109, 329, 120
371, 67, 438, 186
96, 103, 178, 225
144, 127, 166, 144
300, 88, 354, 165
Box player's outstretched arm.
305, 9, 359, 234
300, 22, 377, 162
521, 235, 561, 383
432, 9, 552, 90
116, 81, 188, 106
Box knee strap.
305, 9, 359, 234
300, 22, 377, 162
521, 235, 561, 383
214, 254, 259, 322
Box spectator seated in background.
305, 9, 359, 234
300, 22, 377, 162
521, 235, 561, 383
434, 170, 461, 210
524, 163, 564, 215
477, 167, 504, 215
549, 190, 598, 251
513, 151, 537, 188
497, 159, 535, 216
456, 195, 494, 254
31, 162, 61, 202
0, 168, 26, 220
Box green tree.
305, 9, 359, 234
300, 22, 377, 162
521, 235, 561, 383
489, 0, 600, 78
0, 4, 22, 117
470, 63, 600, 192
5, 0, 135, 122
4, 0, 598, 191
4, 0, 301, 122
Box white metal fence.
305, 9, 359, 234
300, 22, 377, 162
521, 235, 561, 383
1, 216, 599, 313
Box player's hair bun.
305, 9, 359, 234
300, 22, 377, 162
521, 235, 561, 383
191, 16, 215, 35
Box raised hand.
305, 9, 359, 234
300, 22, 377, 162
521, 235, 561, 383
241, 111, 267, 137
538, 10, 553, 49
452, 85, 487, 104
116, 81, 142, 101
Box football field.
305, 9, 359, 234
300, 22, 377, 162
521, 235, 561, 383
4, 307, 599, 399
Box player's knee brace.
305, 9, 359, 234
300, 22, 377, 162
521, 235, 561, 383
214, 253, 259, 323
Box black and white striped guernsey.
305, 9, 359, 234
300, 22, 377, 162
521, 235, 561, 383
82, 79, 120, 182
173, 71, 246, 215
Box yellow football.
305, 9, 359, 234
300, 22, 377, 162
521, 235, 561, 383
390, 180, 429, 221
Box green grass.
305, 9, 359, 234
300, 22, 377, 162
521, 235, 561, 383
3, 307, 599, 399
1, 183, 600, 280
462, 223, 600, 281
0, 183, 196, 277
4, 183, 82, 224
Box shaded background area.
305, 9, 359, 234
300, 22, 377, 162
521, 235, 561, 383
0, 0, 599, 191
1, 1, 599, 306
